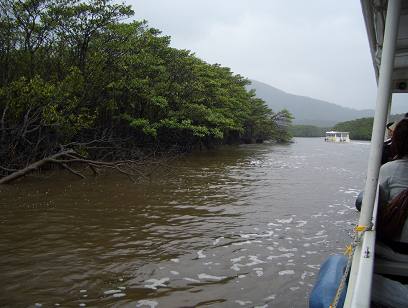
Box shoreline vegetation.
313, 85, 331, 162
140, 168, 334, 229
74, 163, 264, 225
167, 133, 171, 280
0, 0, 293, 184
292, 113, 406, 140
290, 125, 329, 138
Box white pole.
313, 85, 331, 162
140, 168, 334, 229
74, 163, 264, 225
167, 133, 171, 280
360, 0, 400, 229
345, 0, 401, 306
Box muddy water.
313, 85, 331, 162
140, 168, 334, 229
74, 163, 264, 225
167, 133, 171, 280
0, 138, 370, 307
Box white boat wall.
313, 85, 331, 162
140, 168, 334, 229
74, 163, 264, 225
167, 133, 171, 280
325, 131, 351, 143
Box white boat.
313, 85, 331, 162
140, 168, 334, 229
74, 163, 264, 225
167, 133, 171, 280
325, 131, 350, 143
311, 1, 408, 307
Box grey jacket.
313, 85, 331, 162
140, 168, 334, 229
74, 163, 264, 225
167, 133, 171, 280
378, 157, 408, 243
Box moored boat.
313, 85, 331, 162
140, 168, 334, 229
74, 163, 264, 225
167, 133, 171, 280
325, 131, 351, 143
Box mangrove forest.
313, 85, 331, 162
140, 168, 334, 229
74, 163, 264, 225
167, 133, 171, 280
0, 0, 293, 183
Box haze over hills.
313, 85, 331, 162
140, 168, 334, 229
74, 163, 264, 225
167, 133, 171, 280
248, 80, 375, 127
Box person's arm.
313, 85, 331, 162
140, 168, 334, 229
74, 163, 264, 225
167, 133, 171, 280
378, 165, 391, 206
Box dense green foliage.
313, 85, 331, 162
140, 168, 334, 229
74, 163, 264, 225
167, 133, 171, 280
332, 113, 407, 141
0, 0, 292, 172
290, 125, 328, 137
332, 117, 373, 140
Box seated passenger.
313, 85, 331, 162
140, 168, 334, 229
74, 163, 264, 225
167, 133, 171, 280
355, 120, 398, 211
377, 118, 408, 250
377, 188, 408, 252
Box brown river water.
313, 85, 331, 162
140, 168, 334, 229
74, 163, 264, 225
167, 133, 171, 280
0, 138, 370, 307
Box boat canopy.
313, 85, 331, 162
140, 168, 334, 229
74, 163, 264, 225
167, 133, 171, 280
325, 131, 349, 135
361, 0, 408, 91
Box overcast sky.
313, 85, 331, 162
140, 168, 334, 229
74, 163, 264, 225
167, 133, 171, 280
128, 0, 379, 111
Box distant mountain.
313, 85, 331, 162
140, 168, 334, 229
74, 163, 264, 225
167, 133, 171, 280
247, 80, 375, 127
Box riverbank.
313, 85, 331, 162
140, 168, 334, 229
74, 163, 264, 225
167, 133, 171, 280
0, 140, 291, 185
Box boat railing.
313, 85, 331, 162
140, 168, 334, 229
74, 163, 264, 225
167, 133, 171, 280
344, 188, 379, 307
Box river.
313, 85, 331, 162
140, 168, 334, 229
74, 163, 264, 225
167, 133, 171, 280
0, 138, 370, 307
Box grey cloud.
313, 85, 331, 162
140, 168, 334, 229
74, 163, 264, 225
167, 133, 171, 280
129, 0, 378, 110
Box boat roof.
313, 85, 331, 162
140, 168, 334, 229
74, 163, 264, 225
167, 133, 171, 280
361, 0, 408, 92
325, 131, 349, 134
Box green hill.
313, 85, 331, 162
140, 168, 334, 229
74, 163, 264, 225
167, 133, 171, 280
332, 118, 373, 140
332, 113, 406, 140
290, 125, 328, 137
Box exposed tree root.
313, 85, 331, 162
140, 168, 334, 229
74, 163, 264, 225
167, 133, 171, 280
0, 149, 151, 184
